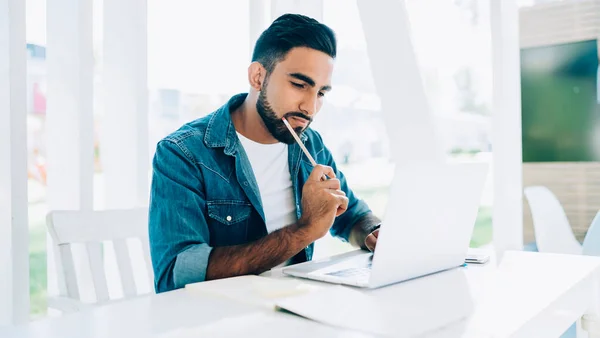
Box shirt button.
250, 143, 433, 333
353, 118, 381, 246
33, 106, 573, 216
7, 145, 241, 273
226, 216, 232, 222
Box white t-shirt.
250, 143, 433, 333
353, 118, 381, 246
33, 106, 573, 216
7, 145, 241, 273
236, 132, 298, 234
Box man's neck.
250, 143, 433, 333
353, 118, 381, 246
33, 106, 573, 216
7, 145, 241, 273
231, 94, 279, 145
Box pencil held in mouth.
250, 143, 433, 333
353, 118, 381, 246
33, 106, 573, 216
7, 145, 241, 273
282, 117, 317, 166
282, 117, 328, 181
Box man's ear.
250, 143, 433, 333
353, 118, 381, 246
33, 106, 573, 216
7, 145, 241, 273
248, 62, 266, 91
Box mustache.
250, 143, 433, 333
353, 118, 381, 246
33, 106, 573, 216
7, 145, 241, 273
283, 112, 312, 123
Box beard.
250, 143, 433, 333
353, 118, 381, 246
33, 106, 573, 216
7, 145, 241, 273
256, 86, 312, 145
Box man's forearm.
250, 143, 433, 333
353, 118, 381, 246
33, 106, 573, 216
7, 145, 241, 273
205, 222, 313, 280
348, 213, 381, 249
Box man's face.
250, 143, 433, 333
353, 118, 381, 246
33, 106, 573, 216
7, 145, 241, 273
256, 47, 334, 144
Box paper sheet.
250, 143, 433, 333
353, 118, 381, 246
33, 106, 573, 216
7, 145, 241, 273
274, 285, 390, 336
185, 275, 321, 309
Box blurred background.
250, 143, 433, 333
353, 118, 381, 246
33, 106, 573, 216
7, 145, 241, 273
14, 0, 600, 320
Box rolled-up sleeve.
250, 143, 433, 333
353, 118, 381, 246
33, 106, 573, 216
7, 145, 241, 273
149, 140, 212, 293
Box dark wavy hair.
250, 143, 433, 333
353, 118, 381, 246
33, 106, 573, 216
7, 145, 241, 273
251, 13, 337, 74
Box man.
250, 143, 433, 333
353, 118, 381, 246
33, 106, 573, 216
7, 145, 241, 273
149, 13, 381, 293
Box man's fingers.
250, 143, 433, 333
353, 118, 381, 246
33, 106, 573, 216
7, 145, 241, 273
308, 164, 336, 182
328, 188, 346, 196
321, 165, 336, 180
320, 178, 341, 190
365, 233, 377, 252
365, 229, 379, 251
336, 194, 349, 209
334, 194, 349, 217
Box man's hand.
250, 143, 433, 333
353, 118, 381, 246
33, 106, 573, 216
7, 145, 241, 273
365, 229, 379, 252
348, 214, 381, 251
299, 165, 349, 240
206, 165, 350, 281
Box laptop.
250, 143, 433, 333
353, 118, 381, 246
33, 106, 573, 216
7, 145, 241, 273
282, 162, 488, 289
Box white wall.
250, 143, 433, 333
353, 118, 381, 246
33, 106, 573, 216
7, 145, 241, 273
272, 0, 323, 21
249, 0, 271, 56
0, 0, 29, 325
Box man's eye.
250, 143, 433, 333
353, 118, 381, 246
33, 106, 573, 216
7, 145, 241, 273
291, 82, 305, 89
318, 92, 325, 98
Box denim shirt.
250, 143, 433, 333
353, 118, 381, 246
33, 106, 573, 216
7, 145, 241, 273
149, 93, 372, 293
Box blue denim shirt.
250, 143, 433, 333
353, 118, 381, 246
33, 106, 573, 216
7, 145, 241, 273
149, 93, 372, 293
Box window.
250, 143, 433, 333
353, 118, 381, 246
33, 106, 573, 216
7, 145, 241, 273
315, 0, 494, 256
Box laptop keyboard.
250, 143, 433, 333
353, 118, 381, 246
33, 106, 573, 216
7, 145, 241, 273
325, 261, 372, 278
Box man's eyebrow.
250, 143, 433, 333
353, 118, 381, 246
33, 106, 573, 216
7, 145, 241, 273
288, 72, 331, 91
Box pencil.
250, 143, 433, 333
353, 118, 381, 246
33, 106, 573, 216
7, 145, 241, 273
282, 118, 318, 166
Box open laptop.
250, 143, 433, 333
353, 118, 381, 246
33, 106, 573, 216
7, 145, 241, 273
282, 162, 488, 289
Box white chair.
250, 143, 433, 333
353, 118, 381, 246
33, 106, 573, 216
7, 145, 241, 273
46, 208, 154, 312
583, 210, 600, 257
524, 190, 600, 338
523, 186, 583, 255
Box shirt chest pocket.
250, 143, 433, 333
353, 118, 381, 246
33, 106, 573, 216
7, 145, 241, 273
207, 200, 253, 246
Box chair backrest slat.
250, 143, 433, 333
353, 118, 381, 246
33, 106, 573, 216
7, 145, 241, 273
141, 238, 154, 286
113, 238, 137, 297
86, 242, 110, 302
55, 244, 80, 300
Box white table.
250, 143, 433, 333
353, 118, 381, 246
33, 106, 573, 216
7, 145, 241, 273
3, 250, 600, 338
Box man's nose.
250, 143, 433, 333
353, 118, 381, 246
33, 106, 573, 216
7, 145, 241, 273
299, 95, 318, 117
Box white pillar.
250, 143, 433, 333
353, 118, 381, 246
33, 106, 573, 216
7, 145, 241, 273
271, 0, 323, 21
490, 0, 523, 256
46, 0, 95, 301
357, 0, 444, 164
101, 0, 148, 299
0, 0, 29, 325
102, 0, 148, 209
